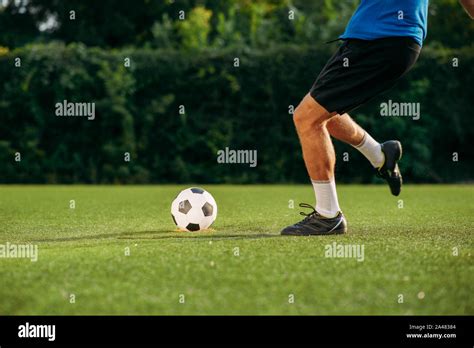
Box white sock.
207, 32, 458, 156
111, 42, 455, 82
353, 132, 385, 168
311, 179, 341, 218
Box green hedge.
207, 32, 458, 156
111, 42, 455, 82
0, 42, 473, 183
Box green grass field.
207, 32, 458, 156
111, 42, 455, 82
0, 185, 472, 315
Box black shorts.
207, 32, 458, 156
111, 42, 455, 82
309, 37, 421, 115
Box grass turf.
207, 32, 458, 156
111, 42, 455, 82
0, 184, 472, 315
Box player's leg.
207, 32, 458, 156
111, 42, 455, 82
281, 37, 420, 236
326, 113, 364, 146
293, 94, 337, 181
280, 94, 347, 236
326, 113, 383, 167
326, 113, 403, 196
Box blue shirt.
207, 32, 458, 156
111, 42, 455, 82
340, 0, 429, 46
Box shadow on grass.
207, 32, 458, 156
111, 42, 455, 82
32, 228, 283, 243
117, 233, 283, 241
31, 229, 173, 243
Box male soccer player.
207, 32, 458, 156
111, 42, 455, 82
281, 0, 474, 236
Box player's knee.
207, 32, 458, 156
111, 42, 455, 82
293, 98, 325, 131
292, 104, 306, 129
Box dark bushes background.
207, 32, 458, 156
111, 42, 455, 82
0, 42, 472, 184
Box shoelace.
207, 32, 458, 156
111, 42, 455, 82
298, 203, 319, 221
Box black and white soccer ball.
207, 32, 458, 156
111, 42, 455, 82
171, 188, 217, 231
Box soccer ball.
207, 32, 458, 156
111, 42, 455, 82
171, 188, 217, 231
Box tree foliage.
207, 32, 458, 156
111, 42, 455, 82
0, 43, 472, 184
0, 0, 472, 184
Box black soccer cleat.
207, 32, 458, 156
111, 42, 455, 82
281, 203, 347, 236
377, 140, 403, 196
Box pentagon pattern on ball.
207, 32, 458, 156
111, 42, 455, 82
186, 223, 200, 232
190, 187, 205, 194
202, 202, 213, 217
178, 200, 192, 214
